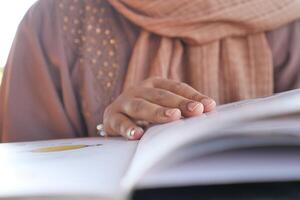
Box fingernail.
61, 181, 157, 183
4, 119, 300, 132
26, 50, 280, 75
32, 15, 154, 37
165, 108, 179, 117
127, 127, 144, 140
201, 98, 214, 107
187, 101, 201, 112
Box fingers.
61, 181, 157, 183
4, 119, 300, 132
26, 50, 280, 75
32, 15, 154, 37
135, 87, 204, 117
120, 98, 182, 123
104, 112, 144, 140
103, 97, 181, 140
102, 78, 216, 140
148, 78, 216, 112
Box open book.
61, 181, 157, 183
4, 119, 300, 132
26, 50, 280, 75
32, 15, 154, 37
1, 89, 300, 200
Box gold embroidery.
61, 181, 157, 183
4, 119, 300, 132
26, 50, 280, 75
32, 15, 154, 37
108, 50, 114, 56
98, 69, 103, 76
58, 0, 120, 121
96, 50, 102, 56
108, 71, 114, 78
96, 28, 102, 34
70, 5, 75, 11
85, 5, 91, 11
109, 39, 116, 44
64, 17, 69, 23
98, 18, 104, 23
87, 24, 93, 31
81, 36, 86, 41
112, 63, 118, 68
86, 47, 92, 52
104, 29, 110, 35
106, 82, 112, 88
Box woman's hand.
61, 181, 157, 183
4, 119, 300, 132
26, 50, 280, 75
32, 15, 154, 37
103, 77, 216, 140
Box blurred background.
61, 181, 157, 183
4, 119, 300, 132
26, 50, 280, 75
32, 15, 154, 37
0, 0, 37, 82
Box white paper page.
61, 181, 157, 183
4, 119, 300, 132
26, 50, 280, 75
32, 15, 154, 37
138, 146, 300, 188
121, 89, 300, 190
221, 116, 300, 136
138, 117, 300, 188
0, 137, 137, 199
140, 117, 300, 176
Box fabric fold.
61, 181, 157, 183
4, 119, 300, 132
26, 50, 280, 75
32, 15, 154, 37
109, 0, 300, 104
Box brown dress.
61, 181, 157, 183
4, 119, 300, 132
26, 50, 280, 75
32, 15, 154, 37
0, 0, 300, 142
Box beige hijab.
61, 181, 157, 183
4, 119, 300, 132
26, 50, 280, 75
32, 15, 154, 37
109, 0, 300, 104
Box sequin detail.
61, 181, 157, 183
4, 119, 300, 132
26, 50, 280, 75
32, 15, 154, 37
57, 0, 120, 119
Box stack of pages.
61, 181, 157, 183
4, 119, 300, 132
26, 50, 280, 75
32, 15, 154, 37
1, 89, 300, 200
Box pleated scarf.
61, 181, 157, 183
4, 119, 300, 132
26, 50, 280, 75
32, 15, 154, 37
109, 0, 300, 104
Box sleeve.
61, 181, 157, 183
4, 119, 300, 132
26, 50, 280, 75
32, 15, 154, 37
267, 20, 300, 93
0, 0, 83, 142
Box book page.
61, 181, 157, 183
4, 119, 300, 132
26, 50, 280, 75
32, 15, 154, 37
0, 137, 137, 199
121, 89, 300, 191
138, 145, 300, 188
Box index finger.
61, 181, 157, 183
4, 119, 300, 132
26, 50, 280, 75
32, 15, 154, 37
149, 78, 216, 112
